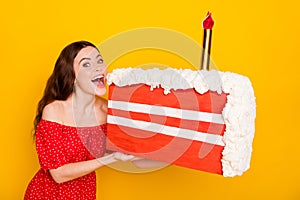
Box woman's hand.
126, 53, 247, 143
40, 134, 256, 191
112, 152, 135, 162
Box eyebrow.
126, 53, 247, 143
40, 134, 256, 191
79, 54, 102, 64
79, 57, 91, 64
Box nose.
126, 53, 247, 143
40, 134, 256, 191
95, 63, 107, 73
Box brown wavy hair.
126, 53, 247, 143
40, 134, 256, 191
33, 41, 98, 135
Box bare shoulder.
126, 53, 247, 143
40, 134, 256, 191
97, 97, 108, 124
42, 101, 63, 123
100, 98, 108, 112
96, 97, 107, 112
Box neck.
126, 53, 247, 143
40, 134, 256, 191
73, 92, 94, 109
68, 88, 102, 114
67, 91, 103, 126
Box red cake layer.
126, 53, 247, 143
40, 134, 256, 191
107, 84, 227, 174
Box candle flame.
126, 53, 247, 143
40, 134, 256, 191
202, 12, 214, 29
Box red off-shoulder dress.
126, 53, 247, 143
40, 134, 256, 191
24, 119, 106, 200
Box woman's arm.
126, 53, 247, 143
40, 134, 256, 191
42, 103, 134, 183
50, 152, 134, 183
49, 154, 114, 183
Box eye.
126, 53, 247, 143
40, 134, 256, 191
97, 59, 104, 64
82, 62, 91, 67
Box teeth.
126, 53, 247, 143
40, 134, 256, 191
93, 75, 104, 80
92, 75, 104, 82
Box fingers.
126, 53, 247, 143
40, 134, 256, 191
113, 152, 135, 162
131, 156, 144, 161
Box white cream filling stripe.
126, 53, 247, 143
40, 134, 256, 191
108, 100, 225, 124
107, 115, 225, 146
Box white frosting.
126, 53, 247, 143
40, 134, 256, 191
107, 68, 256, 177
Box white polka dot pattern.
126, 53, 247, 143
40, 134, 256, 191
24, 120, 106, 200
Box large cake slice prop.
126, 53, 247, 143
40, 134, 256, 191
106, 68, 256, 177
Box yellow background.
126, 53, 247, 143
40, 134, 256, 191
1, 0, 300, 199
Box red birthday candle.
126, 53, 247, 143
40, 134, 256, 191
200, 12, 214, 70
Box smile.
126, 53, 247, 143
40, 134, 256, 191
91, 74, 105, 87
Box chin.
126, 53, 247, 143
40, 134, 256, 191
95, 88, 107, 97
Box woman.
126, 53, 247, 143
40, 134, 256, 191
24, 41, 139, 199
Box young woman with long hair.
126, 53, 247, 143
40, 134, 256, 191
24, 41, 136, 199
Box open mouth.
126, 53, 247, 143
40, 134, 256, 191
91, 75, 105, 87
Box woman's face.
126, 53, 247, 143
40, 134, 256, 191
73, 46, 107, 97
